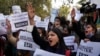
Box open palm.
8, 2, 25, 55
27, 2, 35, 20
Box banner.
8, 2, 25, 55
76, 40, 100, 56
34, 49, 64, 56
35, 21, 49, 31
8, 12, 29, 32
64, 36, 78, 52
17, 31, 40, 51
0, 14, 7, 35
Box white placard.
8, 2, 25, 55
63, 36, 78, 52
12, 5, 21, 14
44, 16, 50, 22
35, 21, 49, 31
76, 40, 100, 56
17, 31, 40, 51
64, 36, 75, 43
0, 14, 7, 35
34, 49, 64, 56
34, 15, 41, 22
8, 12, 29, 32
91, 0, 100, 8
75, 13, 83, 21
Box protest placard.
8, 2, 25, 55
17, 31, 40, 51
35, 21, 49, 31
64, 36, 78, 52
34, 49, 64, 56
34, 15, 41, 22
0, 14, 7, 35
8, 12, 29, 32
76, 40, 100, 56
12, 5, 22, 14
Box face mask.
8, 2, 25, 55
86, 32, 94, 38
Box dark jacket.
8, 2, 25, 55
72, 21, 100, 42
31, 26, 66, 55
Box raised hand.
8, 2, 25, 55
71, 8, 76, 18
6, 19, 12, 35
27, 2, 35, 20
84, 38, 90, 42
6, 19, 18, 46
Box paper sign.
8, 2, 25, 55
76, 40, 100, 56
44, 16, 50, 22
64, 36, 75, 43
35, 21, 49, 31
0, 14, 7, 35
63, 36, 78, 52
12, 5, 22, 14
34, 15, 41, 22
8, 12, 29, 32
17, 31, 40, 51
75, 13, 83, 21
34, 49, 64, 56
91, 0, 100, 8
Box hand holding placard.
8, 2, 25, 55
6, 19, 12, 35
27, 2, 35, 25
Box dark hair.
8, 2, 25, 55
86, 23, 97, 33
48, 28, 63, 41
60, 16, 67, 26
48, 28, 66, 52
37, 27, 46, 39
54, 17, 61, 21
63, 25, 71, 36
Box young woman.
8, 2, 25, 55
27, 3, 67, 55
53, 17, 63, 32
71, 8, 100, 42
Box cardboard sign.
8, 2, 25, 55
17, 31, 40, 51
35, 21, 49, 31
8, 12, 29, 32
64, 36, 78, 52
0, 14, 7, 35
76, 40, 100, 56
34, 49, 64, 56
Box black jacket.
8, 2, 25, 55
72, 21, 100, 42
31, 26, 66, 55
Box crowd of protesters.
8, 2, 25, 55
0, 2, 100, 56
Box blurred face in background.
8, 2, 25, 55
63, 27, 69, 36
37, 28, 42, 37
48, 31, 59, 46
54, 19, 61, 28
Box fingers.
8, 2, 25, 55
84, 38, 90, 42
6, 19, 12, 33
26, 2, 33, 11
71, 8, 75, 18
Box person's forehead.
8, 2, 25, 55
86, 24, 93, 27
